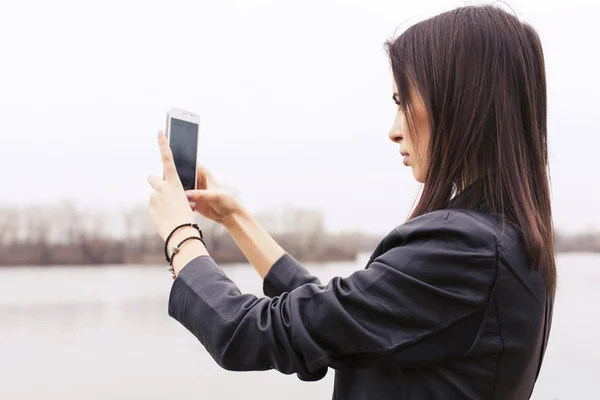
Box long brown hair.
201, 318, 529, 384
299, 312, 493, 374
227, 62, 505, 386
385, 5, 556, 293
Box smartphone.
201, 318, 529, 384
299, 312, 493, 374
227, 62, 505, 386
165, 108, 200, 191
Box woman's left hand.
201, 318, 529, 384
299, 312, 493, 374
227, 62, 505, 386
147, 131, 197, 241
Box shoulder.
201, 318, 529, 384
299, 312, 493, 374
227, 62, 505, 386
380, 209, 520, 256
367, 209, 501, 302
378, 209, 499, 256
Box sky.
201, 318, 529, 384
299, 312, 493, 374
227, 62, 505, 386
0, 0, 599, 235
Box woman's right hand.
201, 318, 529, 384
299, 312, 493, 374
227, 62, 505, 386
185, 165, 243, 227
187, 164, 287, 278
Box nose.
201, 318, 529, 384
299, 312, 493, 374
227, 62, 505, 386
388, 130, 403, 143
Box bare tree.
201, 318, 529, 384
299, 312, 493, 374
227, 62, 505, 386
121, 204, 161, 262
0, 207, 17, 243
0, 207, 17, 265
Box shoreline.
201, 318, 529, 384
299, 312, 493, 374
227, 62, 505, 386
0, 249, 597, 268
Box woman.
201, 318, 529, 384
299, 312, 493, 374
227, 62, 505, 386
147, 5, 555, 400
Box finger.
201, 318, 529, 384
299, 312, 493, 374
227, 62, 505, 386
158, 131, 178, 182
197, 164, 219, 189
196, 164, 207, 189
148, 174, 166, 191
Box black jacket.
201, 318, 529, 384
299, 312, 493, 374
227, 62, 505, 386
168, 207, 553, 399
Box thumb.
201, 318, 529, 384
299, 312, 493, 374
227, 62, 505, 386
185, 189, 221, 202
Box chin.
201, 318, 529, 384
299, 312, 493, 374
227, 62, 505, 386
412, 168, 425, 183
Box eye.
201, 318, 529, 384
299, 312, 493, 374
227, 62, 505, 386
392, 93, 401, 106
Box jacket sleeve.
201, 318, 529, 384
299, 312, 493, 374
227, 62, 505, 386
262, 253, 321, 298
167, 211, 498, 381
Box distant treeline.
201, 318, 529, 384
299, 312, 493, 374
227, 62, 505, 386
0, 202, 597, 267
0, 202, 380, 266
555, 231, 600, 253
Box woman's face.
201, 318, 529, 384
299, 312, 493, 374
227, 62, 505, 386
388, 79, 431, 183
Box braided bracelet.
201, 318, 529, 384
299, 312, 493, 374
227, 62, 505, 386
164, 223, 203, 263
167, 236, 206, 279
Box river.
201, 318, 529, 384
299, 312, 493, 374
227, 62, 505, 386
0, 254, 597, 399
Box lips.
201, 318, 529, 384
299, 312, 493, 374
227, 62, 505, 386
400, 151, 410, 166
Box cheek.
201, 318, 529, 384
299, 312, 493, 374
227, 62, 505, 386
414, 118, 431, 165
398, 117, 413, 147
416, 139, 429, 162
392, 111, 404, 133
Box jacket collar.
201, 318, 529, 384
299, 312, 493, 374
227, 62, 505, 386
447, 179, 490, 213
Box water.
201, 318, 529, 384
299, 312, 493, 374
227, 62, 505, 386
0, 254, 597, 399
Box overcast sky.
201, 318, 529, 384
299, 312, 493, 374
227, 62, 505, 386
1, 0, 598, 235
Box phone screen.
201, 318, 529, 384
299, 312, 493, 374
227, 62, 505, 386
169, 118, 198, 190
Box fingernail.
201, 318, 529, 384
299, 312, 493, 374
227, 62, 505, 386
189, 201, 196, 209
185, 192, 193, 199
158, 130, 164, 138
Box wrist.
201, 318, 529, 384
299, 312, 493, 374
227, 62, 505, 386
172, 239, 208, 276
168, 226, 202, 248
218, 204, 286, 280
222, 206, 251, 231
164, 225, 207, 276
